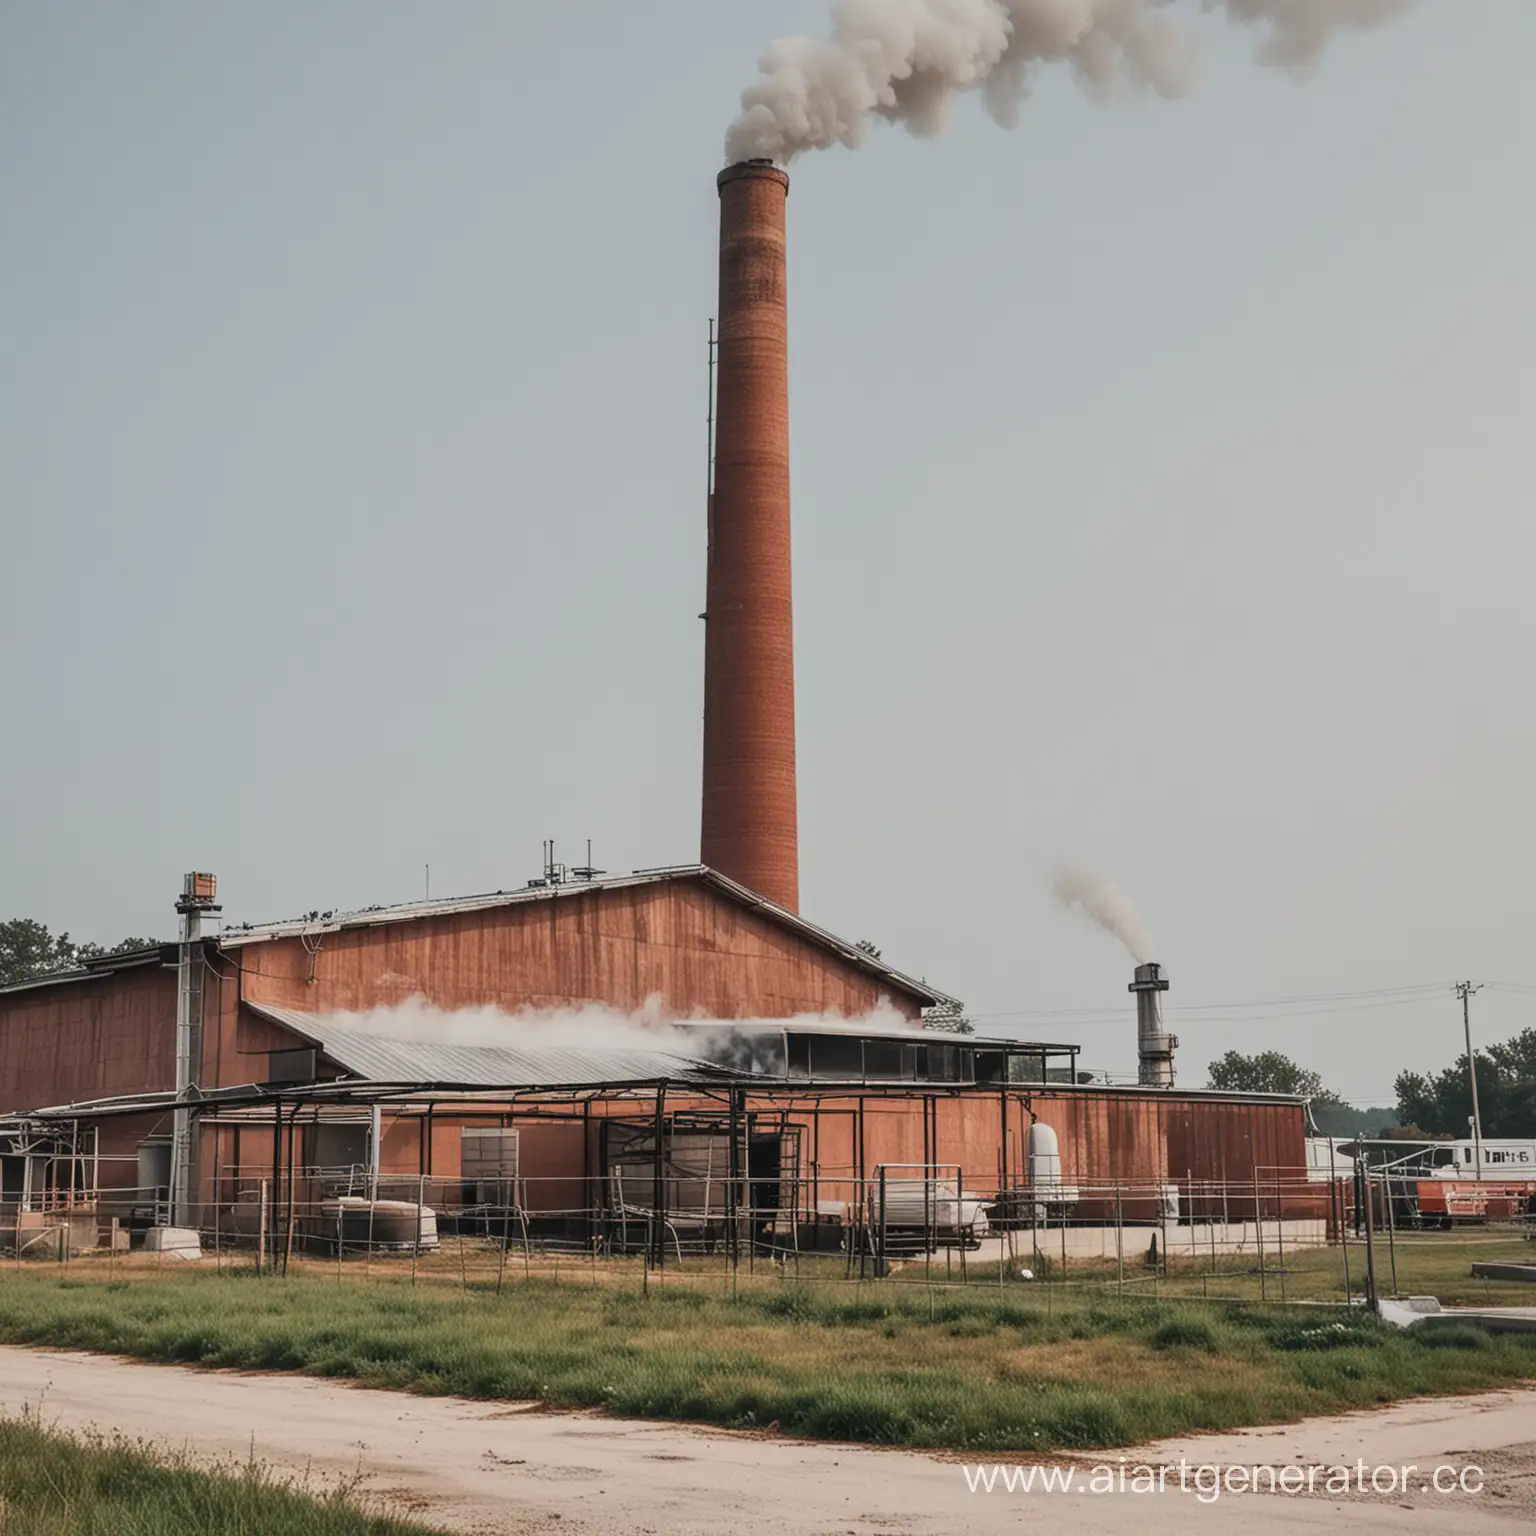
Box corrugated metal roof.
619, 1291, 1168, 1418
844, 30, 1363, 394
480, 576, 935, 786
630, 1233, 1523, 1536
672, 1019, 1078, 1050
0, 967, 103, 997
248, 1005, 746, 1089
216, 864, 954, 1007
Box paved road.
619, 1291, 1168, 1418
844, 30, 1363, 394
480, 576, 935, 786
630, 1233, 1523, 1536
2, 1346, 1533, 1532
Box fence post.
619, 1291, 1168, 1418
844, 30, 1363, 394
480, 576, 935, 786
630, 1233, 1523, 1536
497, 1191, 510, 1297
1115, 1182, 1124, 1296
1159, 1179, 1169, 1288
1274, 1167, 1286, 1302
256, 1180, 267, 1276
1383, 1168, 1399, 1298
1358, 1155, 1379, 1314
1254, 1166, 1266, 1302
877, 1166, 887, 1280
1328, 1136, 1351, 1304
365, 1183, 377, 1282
412, 1175, 423, 1287
1060, 1192, 1067, 1280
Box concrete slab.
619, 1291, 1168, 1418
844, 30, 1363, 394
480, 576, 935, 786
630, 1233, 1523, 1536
1471, 1263, 1536, 1283
142, 1227, 201, 1260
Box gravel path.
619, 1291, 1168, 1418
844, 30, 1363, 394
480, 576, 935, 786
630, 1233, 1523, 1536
2, 1346, 1532, 1533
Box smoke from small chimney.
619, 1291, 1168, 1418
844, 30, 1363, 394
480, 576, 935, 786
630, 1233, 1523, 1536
726, 0, 1414, 164
1051, 863, 1155, 965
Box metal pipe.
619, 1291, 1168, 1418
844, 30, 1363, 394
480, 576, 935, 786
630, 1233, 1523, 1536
172, 872, 220, 1225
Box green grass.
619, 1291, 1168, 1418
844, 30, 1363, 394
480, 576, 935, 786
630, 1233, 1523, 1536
0, 1409, 437, 1534
3, 1267, 1536, 1454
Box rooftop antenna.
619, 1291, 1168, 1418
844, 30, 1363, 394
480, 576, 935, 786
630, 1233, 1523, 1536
572, 838, 606, 883
425, 864, 430, 901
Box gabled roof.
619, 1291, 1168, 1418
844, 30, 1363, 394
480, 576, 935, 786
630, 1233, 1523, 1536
0, 945, 170, 998
218, 864, 955, 1008
247, 1004, 748, 1090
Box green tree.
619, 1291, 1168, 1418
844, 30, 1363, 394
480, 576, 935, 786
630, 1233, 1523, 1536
923, 998, 974, 1035
1207, 1049, 1324, 1098
1206, 1049, 1397, 1132
1394, 1028, 1536, 1138
0, 920, 156, 987
0, 919, 65, 986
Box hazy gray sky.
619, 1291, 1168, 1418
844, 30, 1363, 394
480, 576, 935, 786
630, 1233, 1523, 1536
3, 2, 1531, 1099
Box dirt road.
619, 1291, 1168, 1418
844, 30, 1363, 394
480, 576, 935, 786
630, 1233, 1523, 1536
2, 1345, 1533, 1532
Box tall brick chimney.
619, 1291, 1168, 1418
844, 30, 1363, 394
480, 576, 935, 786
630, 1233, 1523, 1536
701, 159, 799, 912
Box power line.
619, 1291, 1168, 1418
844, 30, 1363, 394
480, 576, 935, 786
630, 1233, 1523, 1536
968, 980, 1455, 1022
976, 995, 1450, 1030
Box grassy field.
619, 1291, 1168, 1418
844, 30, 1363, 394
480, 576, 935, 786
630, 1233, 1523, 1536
971, 1228, 1536, 1309
3, 1246, 1536, 1454
0, 1409, 437, 1534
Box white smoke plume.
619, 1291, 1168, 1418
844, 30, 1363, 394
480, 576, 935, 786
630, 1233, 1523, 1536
726, 0, 1414, 163
1051, 863, 1156, 963
318, 995, 921, 1059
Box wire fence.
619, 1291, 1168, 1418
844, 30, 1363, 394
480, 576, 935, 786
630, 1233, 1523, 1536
8, 1151, 1534, 1310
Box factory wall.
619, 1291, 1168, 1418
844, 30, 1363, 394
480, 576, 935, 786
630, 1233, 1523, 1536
731, 1088, 1309, 1215
212, 1088, 1304, 1207
0, 965, 176, 1115
226, 877, 921, 1027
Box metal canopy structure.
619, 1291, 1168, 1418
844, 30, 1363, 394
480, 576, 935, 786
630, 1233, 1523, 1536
246, 1004, 740, 1091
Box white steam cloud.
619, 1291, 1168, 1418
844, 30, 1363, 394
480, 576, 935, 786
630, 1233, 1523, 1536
726, 0, 1414, 163
318, 995, 921, 1058
1051, 863, 1155, 963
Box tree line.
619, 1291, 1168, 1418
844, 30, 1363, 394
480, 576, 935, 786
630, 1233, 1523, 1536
1209, 1034, 1536, 1140
0, 918, 157, 988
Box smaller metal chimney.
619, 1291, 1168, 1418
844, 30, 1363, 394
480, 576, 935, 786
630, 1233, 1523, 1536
1130, 962, 1177, 1088
171, 871, 220, 1227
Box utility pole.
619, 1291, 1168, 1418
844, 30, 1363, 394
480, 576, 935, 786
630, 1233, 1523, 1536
1456, 982, 1484, 1183
1357, 1152, 1378, 1315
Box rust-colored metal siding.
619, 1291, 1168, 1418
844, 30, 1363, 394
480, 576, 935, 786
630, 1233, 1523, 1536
0, 969, 176, 1113
701, 161, 799, 912
233, 877, 914, 1024
726, 1087, 1308, 1213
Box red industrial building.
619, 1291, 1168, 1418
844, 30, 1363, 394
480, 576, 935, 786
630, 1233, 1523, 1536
1, 159, 1319, 1261
0, 862, 1315, 1259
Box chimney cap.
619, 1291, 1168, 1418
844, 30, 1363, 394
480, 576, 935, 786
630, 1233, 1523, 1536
718, 160, 790, 196
1129, 961, 1169, 993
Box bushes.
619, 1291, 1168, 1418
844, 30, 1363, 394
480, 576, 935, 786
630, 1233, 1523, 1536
1412, 1324, 1493, 1352
1150, 1315, 1219, 1351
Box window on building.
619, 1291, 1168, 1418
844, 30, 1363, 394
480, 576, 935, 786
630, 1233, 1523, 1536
808, 1036, 864, 1078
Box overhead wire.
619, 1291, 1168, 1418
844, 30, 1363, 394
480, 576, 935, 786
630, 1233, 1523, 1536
969, 980, 1453, 1023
